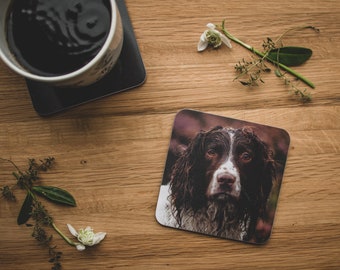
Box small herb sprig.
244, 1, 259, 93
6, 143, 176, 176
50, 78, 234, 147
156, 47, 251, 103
1, 157, 73, 269
1, 157, 107, 267
198, 21, 320, 102
1, 157, 106, 269
0, 157, 76, 270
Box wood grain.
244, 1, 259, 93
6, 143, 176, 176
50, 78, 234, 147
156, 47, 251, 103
0, 0, 339, 269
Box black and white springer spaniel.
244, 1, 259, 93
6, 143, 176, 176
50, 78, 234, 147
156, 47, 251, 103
156, 126, 276, 242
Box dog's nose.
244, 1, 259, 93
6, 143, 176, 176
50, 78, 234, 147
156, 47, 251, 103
217, 173, 236, 186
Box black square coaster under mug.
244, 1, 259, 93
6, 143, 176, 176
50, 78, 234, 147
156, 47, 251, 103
26, 0, 146, 116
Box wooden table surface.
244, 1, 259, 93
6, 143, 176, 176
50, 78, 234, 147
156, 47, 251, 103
1, 0, 339, 269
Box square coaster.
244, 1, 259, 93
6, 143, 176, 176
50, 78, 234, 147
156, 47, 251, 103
156, 109, 290, 244
26, 0, 146, 116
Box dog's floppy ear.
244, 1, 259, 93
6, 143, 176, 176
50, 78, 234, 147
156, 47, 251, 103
240, 126, 275, 212
170, 130, 206, 212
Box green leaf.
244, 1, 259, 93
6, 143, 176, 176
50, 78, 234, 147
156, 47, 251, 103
17, 193, 33, 225
267, 46, 313, 66
33, 186, 76, 207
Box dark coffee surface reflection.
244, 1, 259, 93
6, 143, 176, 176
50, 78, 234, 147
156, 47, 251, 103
7, 0, 111, 76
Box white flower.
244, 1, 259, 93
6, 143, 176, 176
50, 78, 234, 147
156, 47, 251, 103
197, 23, 232, 52
67, 224, 106, 251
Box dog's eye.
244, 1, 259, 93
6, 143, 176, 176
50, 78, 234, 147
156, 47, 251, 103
206, 149, 217, 156
240, 152, 252, 162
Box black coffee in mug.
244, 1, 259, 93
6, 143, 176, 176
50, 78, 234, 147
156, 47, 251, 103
6, 0, 111, 76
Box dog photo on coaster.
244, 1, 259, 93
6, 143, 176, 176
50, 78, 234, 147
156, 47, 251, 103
156, 109, 290, 244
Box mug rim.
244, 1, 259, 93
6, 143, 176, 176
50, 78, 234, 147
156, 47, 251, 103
0, 0, 118, 83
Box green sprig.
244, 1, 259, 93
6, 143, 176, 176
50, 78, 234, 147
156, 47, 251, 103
219, 22, 318, 89
1, 157, 77, 269
207, 21, 320, 102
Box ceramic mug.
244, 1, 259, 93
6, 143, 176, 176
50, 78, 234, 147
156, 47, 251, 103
0, 0, 123, 87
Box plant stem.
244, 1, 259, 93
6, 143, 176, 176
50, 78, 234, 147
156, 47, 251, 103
0, 157, 21, 173
220, 27, 315, 89
52, 222, 77, 247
